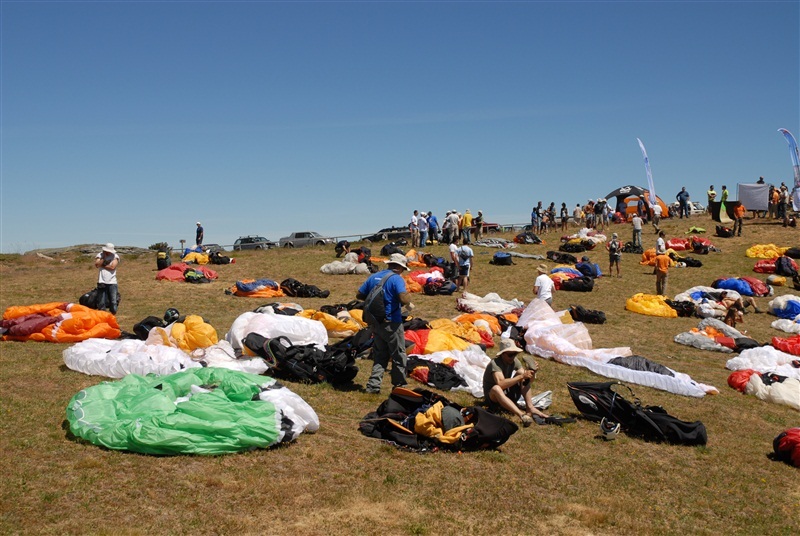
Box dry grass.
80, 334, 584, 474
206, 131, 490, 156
1, 216, 799, 535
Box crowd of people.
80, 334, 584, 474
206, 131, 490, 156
408, 209, 485, 247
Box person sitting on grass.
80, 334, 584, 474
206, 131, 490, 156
482, 339, 550, 428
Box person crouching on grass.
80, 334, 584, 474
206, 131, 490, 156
482, 339, 550, 428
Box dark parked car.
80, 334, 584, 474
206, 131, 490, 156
202, 243, 225, 253
233, 235, 277, 251
363, 226, 412, 243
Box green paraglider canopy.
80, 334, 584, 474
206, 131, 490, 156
66, 367, 315, 455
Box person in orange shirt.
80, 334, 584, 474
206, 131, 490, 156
654, 252, 671, 296
733, 203, 746, 237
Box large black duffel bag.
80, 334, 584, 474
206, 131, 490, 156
567, 381, 707, 446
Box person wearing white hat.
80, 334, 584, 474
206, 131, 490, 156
409, 210, 420, 248
482, 338, 549, 428
418, 212, 429, 247
534, 264, 555, 305
356, 253, 412, 394
606, 232, 622, 277
94, 243, 120, 314
195, 222, 204, 246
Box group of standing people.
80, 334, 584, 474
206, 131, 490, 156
410, 209, 484, 247
768, 183, 793, 227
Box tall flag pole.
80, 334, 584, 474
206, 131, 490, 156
778, 128, 800, 210
636, 138, 657, 206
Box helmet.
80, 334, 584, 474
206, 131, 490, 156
600, 417, 620, 440
163, 308, 180, 324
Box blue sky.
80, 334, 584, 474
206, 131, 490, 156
2, 1, 798, 253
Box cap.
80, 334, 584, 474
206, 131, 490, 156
612, 232, 618, 238
196, 221, 201, 225
102, 243, 116, 254
386, 253, 409, 271
497, 338, 523, 356
581, 256, 590, 262
537, 264, 548, 274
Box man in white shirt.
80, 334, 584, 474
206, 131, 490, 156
656, 231, 667, 255
632, 214, 643, 248
409, 210, 420, 247
651, 203, 663, 232
94, 243, 120, 314
456, 245, 474, 291
534, 264, 554, 305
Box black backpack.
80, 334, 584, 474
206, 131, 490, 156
665, 299, 696, 317
568, 305, 606, 324
784, 247, 800, 259
567, 381, 707, 446
79, 287, 122, 310
209, 251, 231, 265
243, 334, 358, 384
132, 316, 166, 340
775, 256, 798, 277
279, 278, 330, 298
380, 243, 405, 256
363, 272, 397, 324
490, 252, 513, 266
560, 242, 587, 253
560, 276, 594, 292
156, 251, 171, 270
715, 225, 734, 238
547, 251, 578, 264
423, 279, 457, 296
622, 242, 644, 254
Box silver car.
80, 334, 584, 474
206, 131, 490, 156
279, 231, 335, 248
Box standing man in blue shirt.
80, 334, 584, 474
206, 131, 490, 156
195, 221, 204, 246
676, 187, 691, 219
427, 211, 439, 244
357, 254, 412, 394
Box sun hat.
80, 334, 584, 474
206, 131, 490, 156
196, 221, 201, 225
612, 232, 618, 238
496, 338, 522, 356
386, 253, 409, 271
537, 264, 548, 274
102, 243, 116, 254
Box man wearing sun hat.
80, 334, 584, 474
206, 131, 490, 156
356, 253, 413, 394
534, 264, 555, 305
482, 338, 550, 427
94, 243, 120, 314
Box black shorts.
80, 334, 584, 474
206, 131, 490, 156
459, 265, 470, 277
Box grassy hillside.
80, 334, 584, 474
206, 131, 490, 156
1, 216, 798, 535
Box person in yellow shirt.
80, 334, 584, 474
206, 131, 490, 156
654, 252, 671, 296
461, 210, 473, 244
